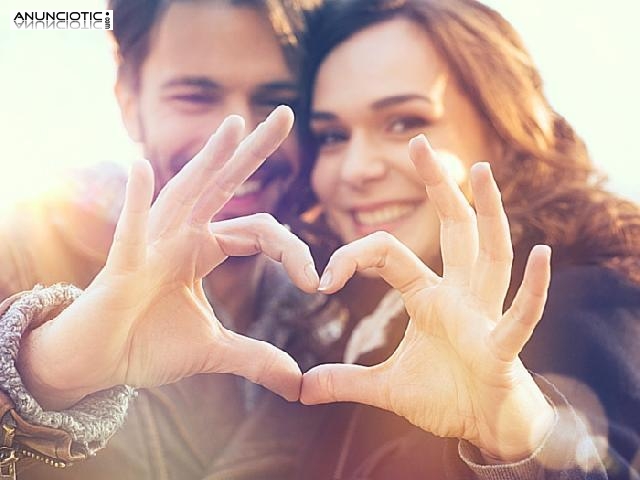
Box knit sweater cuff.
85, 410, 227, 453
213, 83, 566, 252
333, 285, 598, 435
458, 374, 605, 480
0, 284, 135, 456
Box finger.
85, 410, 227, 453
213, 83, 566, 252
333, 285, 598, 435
191, 105, 295, 224
151, 115, 246, 232
469, 163, 513, 316
208, 213, 319, 292
106, 159, 154, 272
211, 329, 302, 402
408, 135, 478, 284
318, 231, 439, 296
490, 245, 552, 361
300, 363, 389, 410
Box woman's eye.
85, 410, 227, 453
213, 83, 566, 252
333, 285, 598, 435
388, 116, 429, 134
313, 130, 348, 148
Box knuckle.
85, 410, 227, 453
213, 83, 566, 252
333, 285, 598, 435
461, 205, 477, 223
256, 343, 279, 382
249, 213, 278, 237
369, 230, 395, 244
251, 212, 276, 226
480, 244, 514, 263
319, 368, 338, 402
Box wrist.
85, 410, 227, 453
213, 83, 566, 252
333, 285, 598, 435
17, 324, 92, 410
474, 378, 557, 463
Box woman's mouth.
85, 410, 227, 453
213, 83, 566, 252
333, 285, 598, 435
350, 202, 419, 236
353, 203, 415, 226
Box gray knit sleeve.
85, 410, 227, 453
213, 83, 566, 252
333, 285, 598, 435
0, 284, 135, 455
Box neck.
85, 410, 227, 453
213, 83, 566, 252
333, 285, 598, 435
203, 255, 263, 334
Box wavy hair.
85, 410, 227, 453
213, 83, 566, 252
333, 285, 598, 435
291, 0, 640, 283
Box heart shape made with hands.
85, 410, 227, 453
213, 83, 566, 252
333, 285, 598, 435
18, 110, 553, 459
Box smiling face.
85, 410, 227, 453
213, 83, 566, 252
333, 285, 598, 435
118, 1, 299, 221
309, 18, 499, 267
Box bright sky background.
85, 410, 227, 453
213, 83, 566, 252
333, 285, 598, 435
1, 0, 638, 207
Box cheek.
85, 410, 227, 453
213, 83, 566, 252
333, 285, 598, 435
310, 157, 339, 203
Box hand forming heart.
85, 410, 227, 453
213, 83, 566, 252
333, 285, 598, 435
18, 110, 554, 461
18, 106, 319, 410
300, 135, 555, 461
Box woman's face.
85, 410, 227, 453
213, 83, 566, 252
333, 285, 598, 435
310, 18, 499, 267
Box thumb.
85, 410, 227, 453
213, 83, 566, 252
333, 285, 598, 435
300, 363, 389, 410
209, 329, 302, 402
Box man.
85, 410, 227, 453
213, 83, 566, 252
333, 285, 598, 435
0, 1, 322, 478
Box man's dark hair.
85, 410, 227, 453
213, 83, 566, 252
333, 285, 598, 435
108, 0, 318, 89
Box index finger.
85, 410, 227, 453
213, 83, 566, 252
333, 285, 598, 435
408, 135, 478, 285
318, 231, 439, 298
151, 114, 246, 232
191, 105, 295, 224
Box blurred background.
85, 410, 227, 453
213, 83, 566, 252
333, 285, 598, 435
1, 0, 638, 208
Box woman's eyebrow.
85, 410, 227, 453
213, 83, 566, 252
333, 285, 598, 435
370, 94, 435, 110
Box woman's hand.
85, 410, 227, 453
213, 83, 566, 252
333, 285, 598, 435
301, 135, 555, 462
18, 106, 319, 409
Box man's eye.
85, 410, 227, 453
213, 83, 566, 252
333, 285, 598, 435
173, 94, 215, 104
255, 98, 300, 112
388, 116, 430, 134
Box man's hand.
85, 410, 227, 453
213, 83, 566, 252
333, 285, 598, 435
18, 106, 318, 409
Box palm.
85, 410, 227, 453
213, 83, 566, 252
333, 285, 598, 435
384, 288, 513, 439
301, 136, 553, 459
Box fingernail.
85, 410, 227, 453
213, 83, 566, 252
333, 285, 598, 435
225, 113, 245, 127
318, 269, 333, 292
410, 133, 430, 150
304, 263, 319, 286
538, 244, 552, 259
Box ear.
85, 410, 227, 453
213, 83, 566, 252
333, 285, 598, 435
115, 77, 143, 142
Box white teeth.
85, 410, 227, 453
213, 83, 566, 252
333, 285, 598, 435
233, 180, 262, 197
354, 204, 414, 226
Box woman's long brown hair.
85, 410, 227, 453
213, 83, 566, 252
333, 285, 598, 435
292, 0, 640, 283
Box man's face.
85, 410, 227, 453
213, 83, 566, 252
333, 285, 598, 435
118, 2, 299, 221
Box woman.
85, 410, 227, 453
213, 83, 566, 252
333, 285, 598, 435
284, 0, 640, 478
